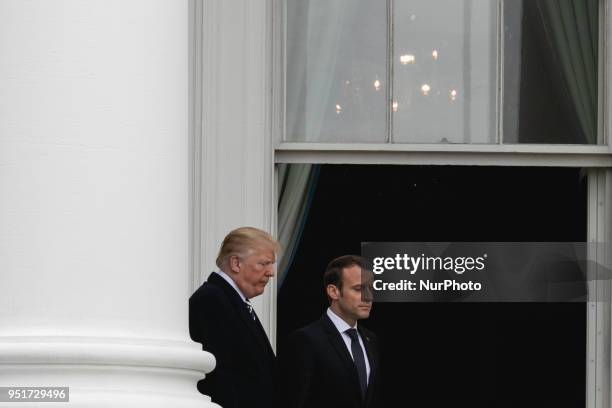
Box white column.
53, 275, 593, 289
0, 1, 216, 407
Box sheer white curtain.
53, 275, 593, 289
286, 0, 388, 142
277, 164, 320, 286
537, 0, 599, 144
279, 0, 352, 284
286, 0, 351, 142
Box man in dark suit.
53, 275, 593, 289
189, 227, 280, 408
279, 255, 381, 408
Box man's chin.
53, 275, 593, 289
358, 310, 371, 319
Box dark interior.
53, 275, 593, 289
278, 165, 587, 408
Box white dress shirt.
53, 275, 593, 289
326, 307, 371, 383
215, 270, 248, 302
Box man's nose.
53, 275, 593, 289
265, 265, 275, 277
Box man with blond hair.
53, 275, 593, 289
190, 226, 280, 408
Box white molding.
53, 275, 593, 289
0, 337, 214, 371
0, 337, 215, 407
277, 142, 611, 154
276, 142, 612, 167
263, 0, 277, 350
387, 0, 394, 143
276, 149, 612, 167
269, 0, 286, 349
276, 143, 612, 166
598, 0, 607, 145
497, 0, 504, 144
190, 0, 203, 294
275, 0, 286, 147
197, 0, 276, 346
587, 169, 612, 408
602, 0, 610, 147
199, 0, 220, 291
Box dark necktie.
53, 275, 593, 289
345, 328, 367, 399
245, 299, 256, 321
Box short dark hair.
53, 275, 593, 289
323, 255, 370, 294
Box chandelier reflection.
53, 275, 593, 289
400, 54, 415, 65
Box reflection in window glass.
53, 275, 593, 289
284, 0, 600, 145
392, 0, 497, 143
286, 0, 387, 143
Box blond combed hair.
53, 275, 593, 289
216, 227, 281, 270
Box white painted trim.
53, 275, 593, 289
278, 0, 287, 146
196, 0, 277, 347
587, 169, 612, 408
387, 0, 394, 143
190, 0, 203, 294
269, 0, 288, 349
497, 0, 504, 144
277, 142, 610, 153
276, 142, 612, 167
262, 0, 277, 351
273, 0, 285, 148
198, 0, 220, 291
276, 149, 612, 167
598, 0, 607, 145
587, 170, 599, 408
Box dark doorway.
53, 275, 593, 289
278, 165, 587, 408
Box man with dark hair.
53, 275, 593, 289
279, 255, 381, 408
190, 227, 280, 408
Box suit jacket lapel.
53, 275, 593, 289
209, 273, 275, 360
320, 314, 363, 397
235, 297, 275, 361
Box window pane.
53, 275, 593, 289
285, 0, 387, 143
392, 0, 498, 143
284, 0, 601, 145
503, 0, 600, 144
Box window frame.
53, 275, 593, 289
279, 0, 610, 150
272, 1, 612, 407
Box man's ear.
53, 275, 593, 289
229, 255, 241, 274
326, 284, 340, 301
